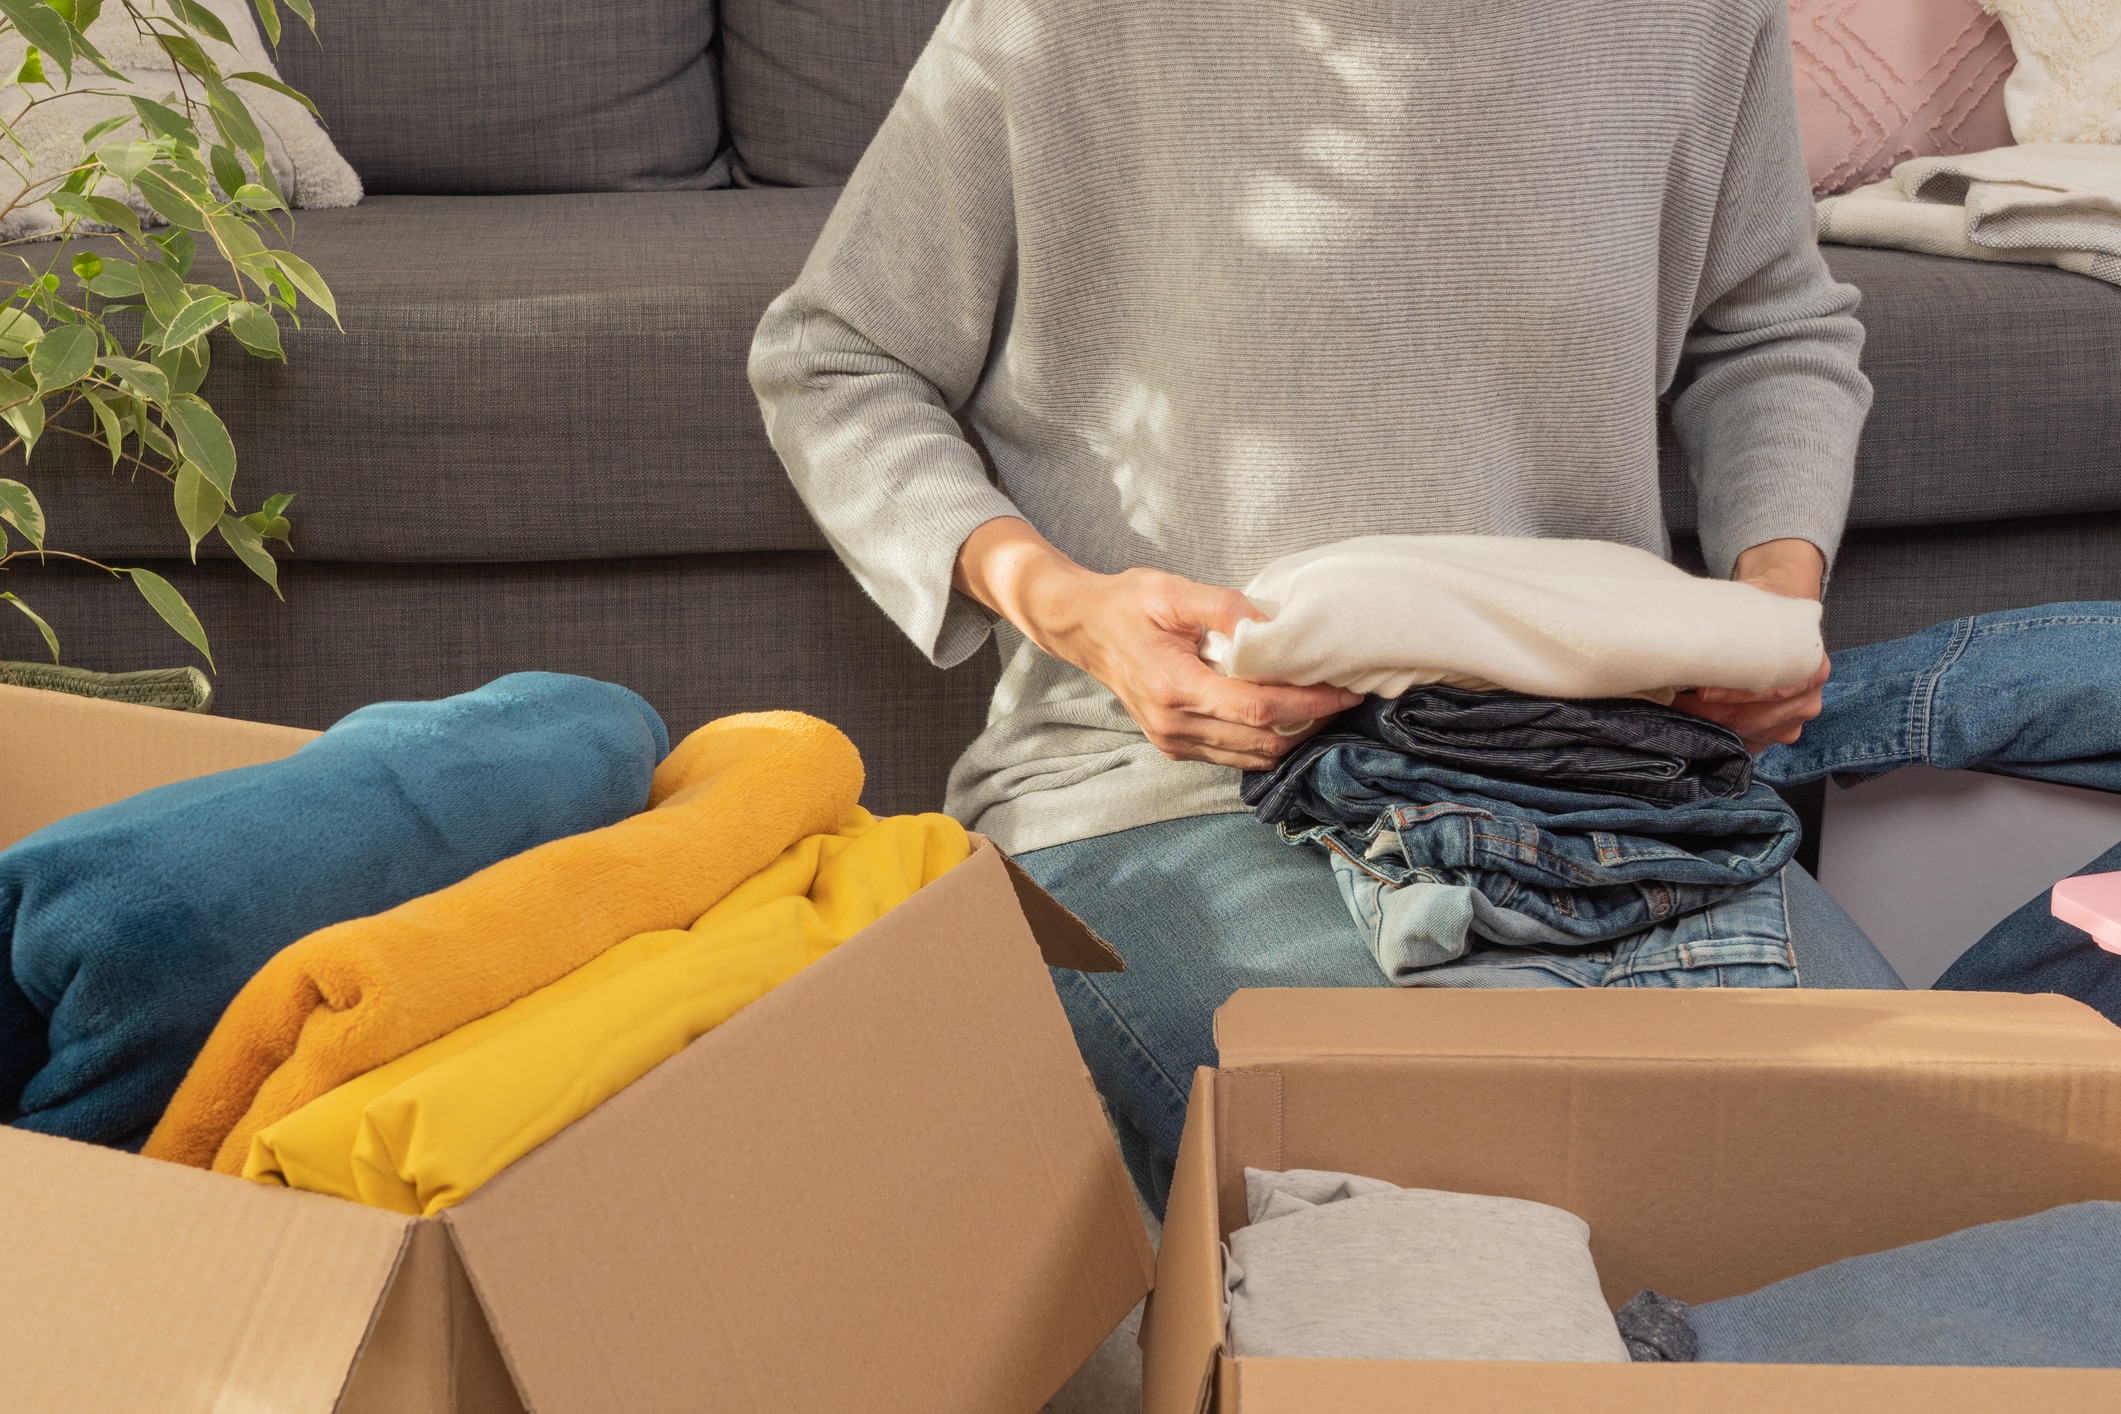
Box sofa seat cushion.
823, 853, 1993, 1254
273, 0, 727, 195
40, 191, 839, 565
1665, 248, 2121, 535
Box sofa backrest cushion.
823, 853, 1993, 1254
273, 0, 726, 195
722, 0, 953, 186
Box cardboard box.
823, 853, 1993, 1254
1143, 987, 2121, 1412
0, 684, 1154, 1414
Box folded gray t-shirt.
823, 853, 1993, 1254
1224, 1167, 1628, 1362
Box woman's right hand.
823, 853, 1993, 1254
953, 517, 1358, 771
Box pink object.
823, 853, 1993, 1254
2053, 872, 2121, 955
1787, 0, 2017, 196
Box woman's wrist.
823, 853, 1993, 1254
952, 516, 1101, 662
1731, 538, 1825, 602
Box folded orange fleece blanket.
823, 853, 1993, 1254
143, 711, 863, 1172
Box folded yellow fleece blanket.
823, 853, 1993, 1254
243, 809, 969, 1214
145, 712, 864, 1173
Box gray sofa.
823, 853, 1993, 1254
13, 0, 2121, 821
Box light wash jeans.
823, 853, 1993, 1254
1020, 811, 1904, 1215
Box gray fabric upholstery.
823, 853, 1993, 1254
1665, 248, 2121, 535
0, 551, 999, 818
272, 1, 727, 194
721, 0, 952, 186
40, 191, 838, 565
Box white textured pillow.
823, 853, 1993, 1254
0, 0, 360, 240
1223, 1168, 1629, 1363
1982, 0, 2121, 142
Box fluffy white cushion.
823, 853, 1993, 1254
1982, 0, 2121, 143
0, 0, 359, 240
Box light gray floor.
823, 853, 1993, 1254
1819, 767, 2121, 988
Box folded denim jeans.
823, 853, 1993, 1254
1327, 686, 1755, 805
1757, 603, 2121, 792
1259, 750, 1800, 987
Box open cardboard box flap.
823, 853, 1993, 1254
1147, 987, 2121, 1414
0, 684, 1151, 1414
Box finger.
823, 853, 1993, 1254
1153, 708, 1306, 761
1185, 668, 1359, 728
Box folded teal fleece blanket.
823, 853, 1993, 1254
0, 672, 668, 1148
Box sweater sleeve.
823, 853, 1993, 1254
748, 2, 1023, 669
1670, 2, 1873, 580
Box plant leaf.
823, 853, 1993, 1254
265, 249, 337, 328
167, 0, 233, 46
226, 299, 282, 359
0, 0, 72, 82
215, 510, 280, 595
86, 262, 141, 299
29, 323, 96, 389
79, 385, 123, 464
230, 181, 284, 212
127, 97, 196, 145
125, 567, 213, 669
165, 393, 235, 495
82, 194, 142, 238
80, 113, 130, 147
0, 305, 42, 358
206, 209, 266, 263
133, 168, 209, 231
282, 0, 313, 32
69, 251, 103, 283
248, 0, 279, 47
0, 476, 45, 548
13, 45, 45, 86
101, 355, 168, 403
73, 0, 103, 35
158, 293, 230, 350
159, 228, 197, 277
151, 27, 220, 84
0, 373, 46, 454
227, 68, 320, 116
172, 459, 223, 558
207, 142, 245, 197
136, 258, 185, 325
2, 592, 61, 662
93, 139, 157, 183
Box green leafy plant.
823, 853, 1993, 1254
0, 0, 336, 670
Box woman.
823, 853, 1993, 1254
752, 0, 1904, 1210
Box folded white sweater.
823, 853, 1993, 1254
1199, 536, 1823, 700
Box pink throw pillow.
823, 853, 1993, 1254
1788, 0, 2016, 196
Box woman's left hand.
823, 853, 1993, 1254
1671, 538, 1830, 752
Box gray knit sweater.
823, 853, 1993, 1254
750, 0, 1871, 855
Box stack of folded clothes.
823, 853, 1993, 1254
1216, 536, 1824, 990
0, 675, 969, 1213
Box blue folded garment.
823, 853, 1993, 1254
1623, 1203, 2121, 1367
0, 672, 668, 1148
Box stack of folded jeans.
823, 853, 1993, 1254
1244, 686, 1802, 988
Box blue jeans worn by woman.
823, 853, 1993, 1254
1019, 811, 1904, 1214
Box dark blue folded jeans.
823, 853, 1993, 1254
1757, 604, 2121, 791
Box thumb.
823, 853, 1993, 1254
1158, 578, 1267, 639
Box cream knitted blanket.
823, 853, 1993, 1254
1199, 536, 1824, 701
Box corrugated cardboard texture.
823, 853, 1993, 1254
998, 848, 1126, 972
1219, 1359, 2121, 1411
0, 682, 314, 848
441, 842, 1154, 1414
0, 1127, 409, 1414
1140, 1068, 1229, 1414
340, 1222, 523, 1414
1144, 990, 2121, 1413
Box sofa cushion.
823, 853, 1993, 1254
1663, 247, 2121, 535
722, 0, 952, 186
272, 1, 726, 194
39, 191, 837, 564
